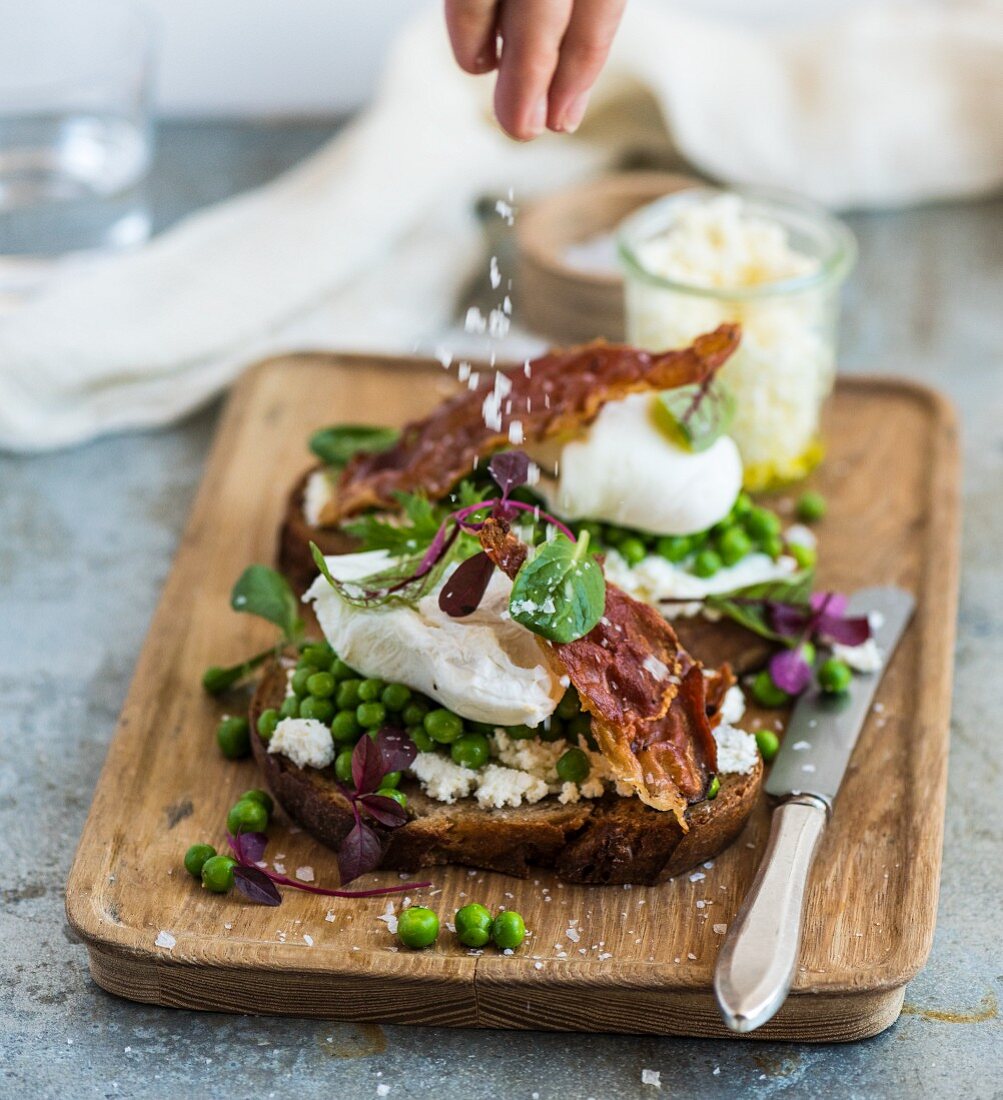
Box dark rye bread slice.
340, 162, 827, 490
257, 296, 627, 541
277, 466, 776, 676
249, 662, 763, 886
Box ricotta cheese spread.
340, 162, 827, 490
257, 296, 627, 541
268, 718, 336, 770
306, 551, 564, 728
303, 469, 334, 527
535, 392, 742, 536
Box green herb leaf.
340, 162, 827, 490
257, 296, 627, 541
309, 425, 398, 468
231, 565, 304, 643
655, 380, 736, 453
311, 539, 453, 609
509, 531, 605, 644
704, 570, 815, 642
201, 647, 275, 696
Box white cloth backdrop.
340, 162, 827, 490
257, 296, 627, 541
1, 0, 1000, 451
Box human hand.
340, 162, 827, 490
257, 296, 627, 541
444, 0, 627, 141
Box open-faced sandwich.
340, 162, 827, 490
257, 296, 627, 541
204, 327, 877, 890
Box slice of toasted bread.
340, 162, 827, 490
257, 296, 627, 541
249, 662, 762, 885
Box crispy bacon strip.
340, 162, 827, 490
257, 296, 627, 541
321, 326, 740, 524
478, 519, 719, 826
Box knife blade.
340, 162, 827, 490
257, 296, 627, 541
713, 586, 915, 1034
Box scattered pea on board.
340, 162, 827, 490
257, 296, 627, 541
396, 906, 439, 949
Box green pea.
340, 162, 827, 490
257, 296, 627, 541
762, 534, 784, 560
746, 507, 782, 541
376, 787, 407, 808
301, 643, 334, 669
731, 492, 753, 517
556, 688, 581, 721
334, 748, 354, 784
306, 671, 336, 698
381, 683, 412, 712
796, 491, 827, 523
357, 678, 386, 703
201, 854, 237, 893
576, 520, 603, 541
279, 696, 300, 719
789, 542, 817, 570
240, 788, 274, 815
467, 720, 499, 736
655, 534, 692, 563
751, 670, 791, 708
257, 708, 279, 741
184, 843, 216, 878
692, 549, 723, 578
397, 906, 439, 949
818, 657, 852, 695
556, 746, 590, 784
602, 524, 628, 547
455, 903, 493, 948
539, 716, 564, 742
402, 700, 429, 727
491, 910, 526, 950
300, 696, 334, 723
379, 771, 402, 789
451, 732, 490, 770
717, 526, 753, 567
331, 709, 362, 742
755, 729, 781, 763
407, 725, 435, 753
423, 708, 463, 744
226, 798, 269, 835
506, 723, 536, 741
290, 667, 313, 696
329, 657, 354, 681
356, 701, 387, 729
216, 716, 250, 759
706, 775, 721, 800
336, 678, 363, 710
619, 536, 648, 567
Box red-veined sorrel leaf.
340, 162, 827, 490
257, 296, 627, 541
357, 793, 409, 827
232, 864, 282, 906
227, 831, 268, 865
817, 614, 871, 647
438, 551, 495, 617
338, 820, 383, 884
374, 727, 417, 774
351, 732, 386, 795
488, 450, 531, 497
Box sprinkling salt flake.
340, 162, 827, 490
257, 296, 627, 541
303, 935, 314, 947
489, 255, 501, 289
713, 923, 728, 935
295, 866, 314, 883
508, 419, 524, 445
503, 295, 513, 315
641, 1068, 662, 1089
377, 1085, 390, 1097
792, 740, 811, 751
457, 361, 471, 383
495, 198, 515, 225
464, 306, 487, 334
155, 931, 176, 951
689, 872, 705, 883
434, 347, 452, 369
801, 763, 816, 773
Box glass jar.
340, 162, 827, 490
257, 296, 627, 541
618, 187, 856, 490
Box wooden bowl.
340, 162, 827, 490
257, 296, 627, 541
516, 171, 698, 344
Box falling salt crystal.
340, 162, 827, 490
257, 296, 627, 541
457, 361, 471, 382
489, 255, 501, 289
641, 1068, 661, 1089
488, 308, 510, 339
465, 306, 487, 334
495, 198, 515, 225
155, 931, 175, 951
508, 420, 524, 445
295, 866, 314, 883
503, 295, 513, 315
434, 347, 452, 369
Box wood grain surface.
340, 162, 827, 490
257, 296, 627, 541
65, 353, 960, 1042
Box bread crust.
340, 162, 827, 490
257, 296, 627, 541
249, 662, 762, 885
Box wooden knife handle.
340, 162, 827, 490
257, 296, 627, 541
713, 795, 828, 1033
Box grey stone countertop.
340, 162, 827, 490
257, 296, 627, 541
1, 121, 1000, 1099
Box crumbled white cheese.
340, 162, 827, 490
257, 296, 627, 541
832, 638, 884, 673
713, 724, 759, 775
720, 685, 747, 726
302, 469, 334, 527
475, 764, 549, 809
268, 718, 335, 770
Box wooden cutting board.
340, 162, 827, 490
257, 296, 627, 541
65, 353, 960, 1042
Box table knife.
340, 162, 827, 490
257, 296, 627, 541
713, 586, 916, 1033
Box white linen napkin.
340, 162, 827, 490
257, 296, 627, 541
1, 0, 999, 452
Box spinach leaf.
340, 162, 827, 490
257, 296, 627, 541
308, 424, 398, 468
655, 380, 736, 453
231, 565, 304, 643
509, 531, 605, 644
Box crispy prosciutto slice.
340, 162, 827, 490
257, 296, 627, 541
478, 519, 722, 827
321, 325, 740, 524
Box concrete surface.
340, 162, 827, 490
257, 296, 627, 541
1, 121, 1001, 1099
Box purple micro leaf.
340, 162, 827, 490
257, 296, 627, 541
818, 613, 872, 647
337, 820, 383, 884
227, 831, 268, 865
811, 591, 847, 617
769, 647, 814, 695
768, 602, 810, 638
358, 793, 409, 827
232, 864, 282, 906
375, 726, 418, 774
438, 551, 495, 618
351, 733, 385, 795
488, 450, 531, 497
